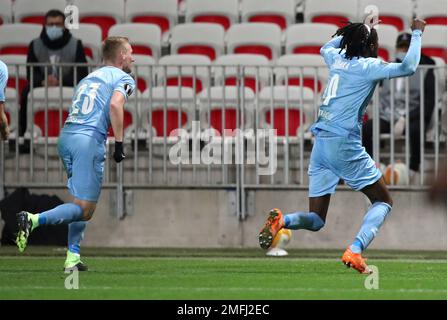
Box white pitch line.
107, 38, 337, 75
1, 286, 447, 294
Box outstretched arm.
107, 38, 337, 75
367, 19, 426, 81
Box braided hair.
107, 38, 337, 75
334, 22, 378, 60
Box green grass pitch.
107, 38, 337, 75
1, 247, 447, 299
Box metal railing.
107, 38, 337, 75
1, 62, 446, 219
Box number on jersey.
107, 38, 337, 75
70, 83, 101, 117
322, 74, 339, 106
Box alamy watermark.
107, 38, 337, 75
168, 121, 278, 176
64, 267, 79, 290
364, 265, 379, 290
64, 5, 79, 30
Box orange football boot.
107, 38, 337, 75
342, 248, 373, 274
259, 208, 284, 250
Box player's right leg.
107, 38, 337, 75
258, 131, 338, 249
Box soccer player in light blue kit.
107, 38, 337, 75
16, 37, 136, 271
0, 59, 10, 141
259, 18, 427, 273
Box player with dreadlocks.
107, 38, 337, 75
258, 18, 426, 274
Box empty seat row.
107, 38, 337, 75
1, 0, 447, 36
3, 22, 447, 66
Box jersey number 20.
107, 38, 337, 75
70, 83, 101, 116
322, 74, 339, 106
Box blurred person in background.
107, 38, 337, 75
19, 9, 88, 140
362, 32, 436, 183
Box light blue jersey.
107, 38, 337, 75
311, 30, 423, 138
59, 66, 135, 202
64, 66, 135, 138
0, 60, 8, 102
308, 29, 423, 197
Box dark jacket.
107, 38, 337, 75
26, 27, 88, 87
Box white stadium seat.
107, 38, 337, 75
275, 54, 328, 93
157, 54, 212, 94
304, 0, 358, 28
213, 54, 271, 93
26, 87, 74, 140
0, 0, 12, 25
170, 23, 225, 61
198, 86, 256, 135
376, 25, 399, 62
421, 25, 447, 63
73, 0, 125, 39
185, 0, 239, 31
14, 0, 66, 25
0, 23, 41, 56
70, 23, 102, 63
131, 55, 156, 93
359, 0, 414, 32
140, 87, 196, 138
0, 54, 27, 95
416, 0, 447, 26
258, 85, 315, 138
5, 88, 18, 137
226, 23, 282, 61
241, 0, 296, 30
108, 23, 162, 61
126, 0, 178, 43
285, 23, 338, 55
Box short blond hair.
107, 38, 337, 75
102, 36, 129, 62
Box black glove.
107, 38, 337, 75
113, 141, 125, 163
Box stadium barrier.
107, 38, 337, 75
0, 62, 446, 219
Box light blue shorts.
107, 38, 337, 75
308, 129, 382, 197
57, 131, 106, 202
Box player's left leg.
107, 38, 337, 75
340, 138, 392, 273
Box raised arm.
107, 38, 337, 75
320, 36, 343, 66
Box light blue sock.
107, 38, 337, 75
68, 221, 87, 254
283, 211, 325, 231
37, 203, 84, 226
350, 202, 392, 254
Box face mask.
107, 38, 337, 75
395, 52, 407, 62
46, 26, 63, 41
